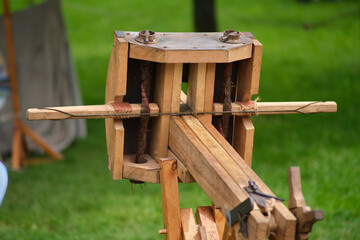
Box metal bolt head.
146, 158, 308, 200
135, 30, 159, 44
219, 29, 252, 44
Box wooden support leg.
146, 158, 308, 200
21, 123, 62, 160
11, 120, 23, 170
159, 157, 182, 240
288, 167, 324, 240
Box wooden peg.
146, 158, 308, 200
288, 167, 324, 240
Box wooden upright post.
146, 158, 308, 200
2, 0, 62, 169
232, 39, 263, 167
159, 157, 182, 240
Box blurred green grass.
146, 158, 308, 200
1, 0, 359, 239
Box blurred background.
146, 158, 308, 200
0, 0, 359, 239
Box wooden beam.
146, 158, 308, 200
105, 35, 128, 178
27, 101, 336, 120
213, 101, 337, 115
27, 103, 159, 120
105, 37, 128, 102
181, 208, 201, 240
159, 158, 182, 240
197, 115, 297, 239
122, 154, 160, 183
122, 152, 194, 184
232, 116, 254, 167
169, 116, 269, 239
232, 38, 262, 167
235, 39, 262, 102
167, 150, 195, 183
150, 63, 175, 161
171, 63, 184, 113
108, 120, 124, 179
196, 206, 220, 240
169, 116, 244, 210
203, 63, 216, 123
187, 63, 207, 113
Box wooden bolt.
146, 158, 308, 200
158, 229, 167, 235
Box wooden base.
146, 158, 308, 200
11, 119, 62, 170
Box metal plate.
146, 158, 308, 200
122, 32, 252, 51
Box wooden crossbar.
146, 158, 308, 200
27, 101, 336, 120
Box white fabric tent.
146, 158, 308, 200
0, 0, 86, 154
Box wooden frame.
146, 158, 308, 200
25, 30, 337, 239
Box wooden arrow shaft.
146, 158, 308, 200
26, 101, 337, 121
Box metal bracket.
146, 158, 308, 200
245, 180, 284, 208
225, 198, 254, 237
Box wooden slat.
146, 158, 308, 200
196, 206, 220, 240
232, 116, 254, 167
197, 115, 297, 239
203, 63, 216, 123
167, 150, 195, 183
105, 37, 128, 103
105, 35, 128, 177
129, 44, 252, 63
109, 120, 124, 179
232, 38, 262, 168
187, 63, 207, 113
235, 40, 262, 102
150, 63, 175, 161
171, 63, 184, 113
159, 158, 182, 240
181, 208, 201, 240
122, 154, 160, 183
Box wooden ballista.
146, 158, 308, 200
27, 30, 336, 240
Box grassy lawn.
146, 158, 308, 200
1, 0, 359, 239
